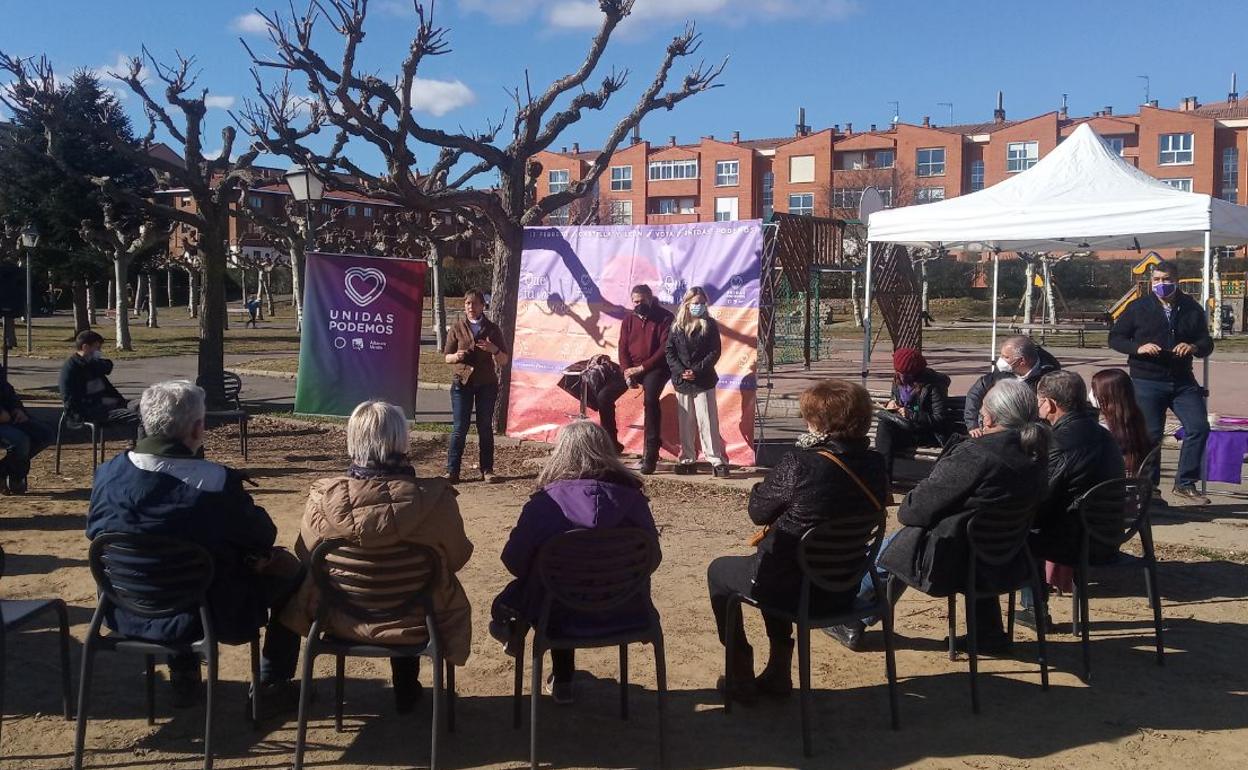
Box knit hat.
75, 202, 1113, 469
893, 348, 927, 376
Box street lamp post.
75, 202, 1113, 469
283, 166, 326, 329
20, 224, 39, 353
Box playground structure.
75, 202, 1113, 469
1109, 251, 1246, 335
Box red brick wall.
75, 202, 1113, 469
773, 129, 834, 217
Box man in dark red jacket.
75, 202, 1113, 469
603, 284, 673, 473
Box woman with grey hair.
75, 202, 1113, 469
490, 419, 660, 704
837, 379, 1049, 653
282, 400, 474, 713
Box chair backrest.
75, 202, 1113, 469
0, 542, 5, 581
196, 371, 243, 408
797, 511, 886, 594
89, 533, 215, 618
1136, 444, 1162, 480
966, 500, 1037, 568
309, 538, 441, 625
536, 528, 661, 614
1076, 476, 1152, 549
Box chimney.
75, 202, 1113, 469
796, 106, 809, 136
993, 90, 1006, 123
1104, 106, 1112, 116
921, 115, 930, 128
1179, 95, 1200, 111
1059, 93, 1068, 120
731, 130, 740, 144
561, 146, 567, 154
631, 125, 641, 146
668, 135, 677, 147
845, 122, 853, 135
1231, 72, 1239, 105
571, 142, 580, 154
832, 124, 840, 133
1148, 99, 1158, 108
870, 124, 877, 132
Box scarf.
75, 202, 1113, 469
795, 431, 833, 449
347, 455, 416, 480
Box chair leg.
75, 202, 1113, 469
619, 643, 629, 721
249, 640, 261, 729
530, 645, 543, 770
1070, 585, 1080, 636
1146, 563, 1165, 667
54, 422, 64, 474
1007, 591, 1016, 639
72, 612, 104, 770
239, 417, 248, 460
966, 595, 980, 715
445, 660, 456, 734
1077, 567, 1092, 682
56, 600, 73, 719
144, 655, 156, 725
512, 634, 525, 730
430, 653, 442, 770
881, 607, 901, 730
203, 646, 217, 770
947, 595, 957, 661
334, 654, 345, 733
1033, 578, 1050, 692
0, 626, 5, 751
798, 622, 813, 758
723, 598, 739, 714
292, 638, 318, 770
654, 635, 668, 770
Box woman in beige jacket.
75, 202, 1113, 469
282, 400, 474, 712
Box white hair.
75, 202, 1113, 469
982, 378, 1049, 460
346, 400, 410, 466
140, 381, 206, 441
537, 420, 638, 489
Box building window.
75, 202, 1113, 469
549, 169, 570, 194
878, 187, 894, 207
180, 195, 191, 206
788, 193, 814, 216
874, 150, 895, 169
247, 195, 263, 209
609, 199, 633, 225
609, 166, 632, 191
1106, 136, 1125, 156
1221, 147, 1238, 202
715, 160, 739, 186
548, 205, 570, 225
652, 197, 696, 215
917, 147, 945, 177
916, 187, 945, 204
347, 205, 358, 217
1006, 141, 1039, 173
1160, 178, 1193, 192
762, 171, 774, 220
789, 155, 815, 183
321, 203, 333, 214
831, 187, 863, 210
648, 159, 698, 181
363, 206, 373, 218
970, 160, 985, 192
838, 151, 867, 171
714, 197, 738, 222
1159, 133, 1193, 165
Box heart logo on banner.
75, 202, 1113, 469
344, 267, 386, 307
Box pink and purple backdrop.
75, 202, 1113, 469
507, 222, 762, 465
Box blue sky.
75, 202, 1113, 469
5, 0, 1248, 174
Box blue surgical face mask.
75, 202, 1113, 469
1153, 281, 1177, 300
689, 303, 705, 317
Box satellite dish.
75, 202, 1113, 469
858, 186, 886, 225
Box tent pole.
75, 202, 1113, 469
1200, 230, 1212, 495
989, 251, 1000, 369
861, 242, 873, 387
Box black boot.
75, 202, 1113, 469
715, 643, 757, 705
754, 638, 794, 697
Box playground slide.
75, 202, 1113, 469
1108, 285, 1141, 321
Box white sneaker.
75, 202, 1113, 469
544, 672, 574, 705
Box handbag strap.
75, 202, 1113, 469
814, 449, 885, 512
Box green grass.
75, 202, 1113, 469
265, 410, 451, 432
242, 348, 455, 384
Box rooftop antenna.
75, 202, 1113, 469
1137, 74, 1150, 104
887, 100, 900, 124
937, 101, 953, 125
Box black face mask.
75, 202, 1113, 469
634, 303, 650, 318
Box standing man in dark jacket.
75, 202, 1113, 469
1109, 260, 1214, 503
86, 380, 301, 708
58, 330, 140, 427
0, 364, 54, 493
875, 347, 955, 480
612, 284, 674, 474
963, 335, 1060, 434
442, 289, 510, 484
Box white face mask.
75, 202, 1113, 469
1088, 391, 1100, 409
689, 303, 705, 318
995, 356, 1013, 373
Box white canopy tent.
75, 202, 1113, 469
862, 122, 1248, 378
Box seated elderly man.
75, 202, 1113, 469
1, 363, 55, 494
86, 380, 301, 708
963, 335, 1061, 436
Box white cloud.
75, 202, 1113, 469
204, 95, 236, 109
462, 0, 858, 28
230, 12, 269, 35
409, 77, 476, 117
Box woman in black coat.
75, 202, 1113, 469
664, 286, 730, 477
707, 379, 887, 702
833, 378, 1049, 653
875, 347, 955, 480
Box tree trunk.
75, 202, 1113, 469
147, 273, 159, 328
198, 238, 227, 380
431, 244, 447, 351
850, 272, 863, 327
1212, 251, 1224, 339
113, 255, 133, 351
133, 273, 146, 315
290, 237, 306, 332
239, 268, 248, 312
87, 282, 97, 326
186, 268, 198, 318
1022, 259, 1035, 326
105, 279, 114, 313
167, 269, 175, 307
263, 271, 275, 318
71, 281, 90, 335
488, 225, 525, 434
919, 259, 930, 318
1041, 257, 1058, 325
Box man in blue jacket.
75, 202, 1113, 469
86, 380, 301, 708
1109, 260, 1214, 504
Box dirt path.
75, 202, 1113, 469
2, 418, 1245, 769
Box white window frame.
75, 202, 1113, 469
916, 147, 945, 177
762, 171, 774, 219
609, 199, 633, 225
548, 205, 571, 225
648, 159, 698, 181
653, 197, 696, 215
916, 186, 946, 204
1106, 137, 1125, 156
1159, 133, 1193, 165
969, 159, 985, 191
1221, 146, 1239, 202
839, 151, 867, 171
363, 206, 373, 218
715, 160, 739, 187
831, 187, 863, 209
247, 195, 263, 209
321, 203, 333, 214
1006, 141, 1039, 173
874, 150, 895, 169
609, 165, 632, 191
789, 155, 815, 183
347, 205, 358, 216
1160, 178, 1193, 192
788, 193, 814, 216
714, 196, 738, 222
548, 169, 570, 194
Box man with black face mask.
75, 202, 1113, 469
1109, 259, 1214, 503
604, 284, 674, 473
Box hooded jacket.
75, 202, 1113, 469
963, 347, 1061, 430
281, 472, 475, 665
494, 474, 660, 637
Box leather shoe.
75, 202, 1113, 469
823, 621, 865, 652
945, 629, 1011, 654
1171, 485, 1210, 505
638, 461, 656, 475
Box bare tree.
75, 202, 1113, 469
238, 0, 724, 430
78, 202, 167, 349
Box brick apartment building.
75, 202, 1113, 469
532, 92, 1248, 255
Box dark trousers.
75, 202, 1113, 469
598, 368, 666, 461
489, 604, 575, 683
707, 555, 793, 651
0, 419, 54, 479
874, 417, 938, 480
1133, 377, 1208, 488
448, 381, 498, 474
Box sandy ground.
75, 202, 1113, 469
2, 416, 1246, 770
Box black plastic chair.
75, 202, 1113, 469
509, 528, 666, 770
0, 544, 73, 753
1058, 477, 1163, 682
74, 534, 261, 770
196, 371, 249, 459
294, 539, 454, 770
951, 502, 1049, 714
54, 410, 104, 473
1136, 444, 1162, 489
724, 513, 899, 757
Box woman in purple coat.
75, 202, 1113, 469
491, 420, 660, 704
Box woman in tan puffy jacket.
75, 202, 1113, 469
282, 400, 474, 713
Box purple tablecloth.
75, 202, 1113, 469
1175, 428, 1248, 484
